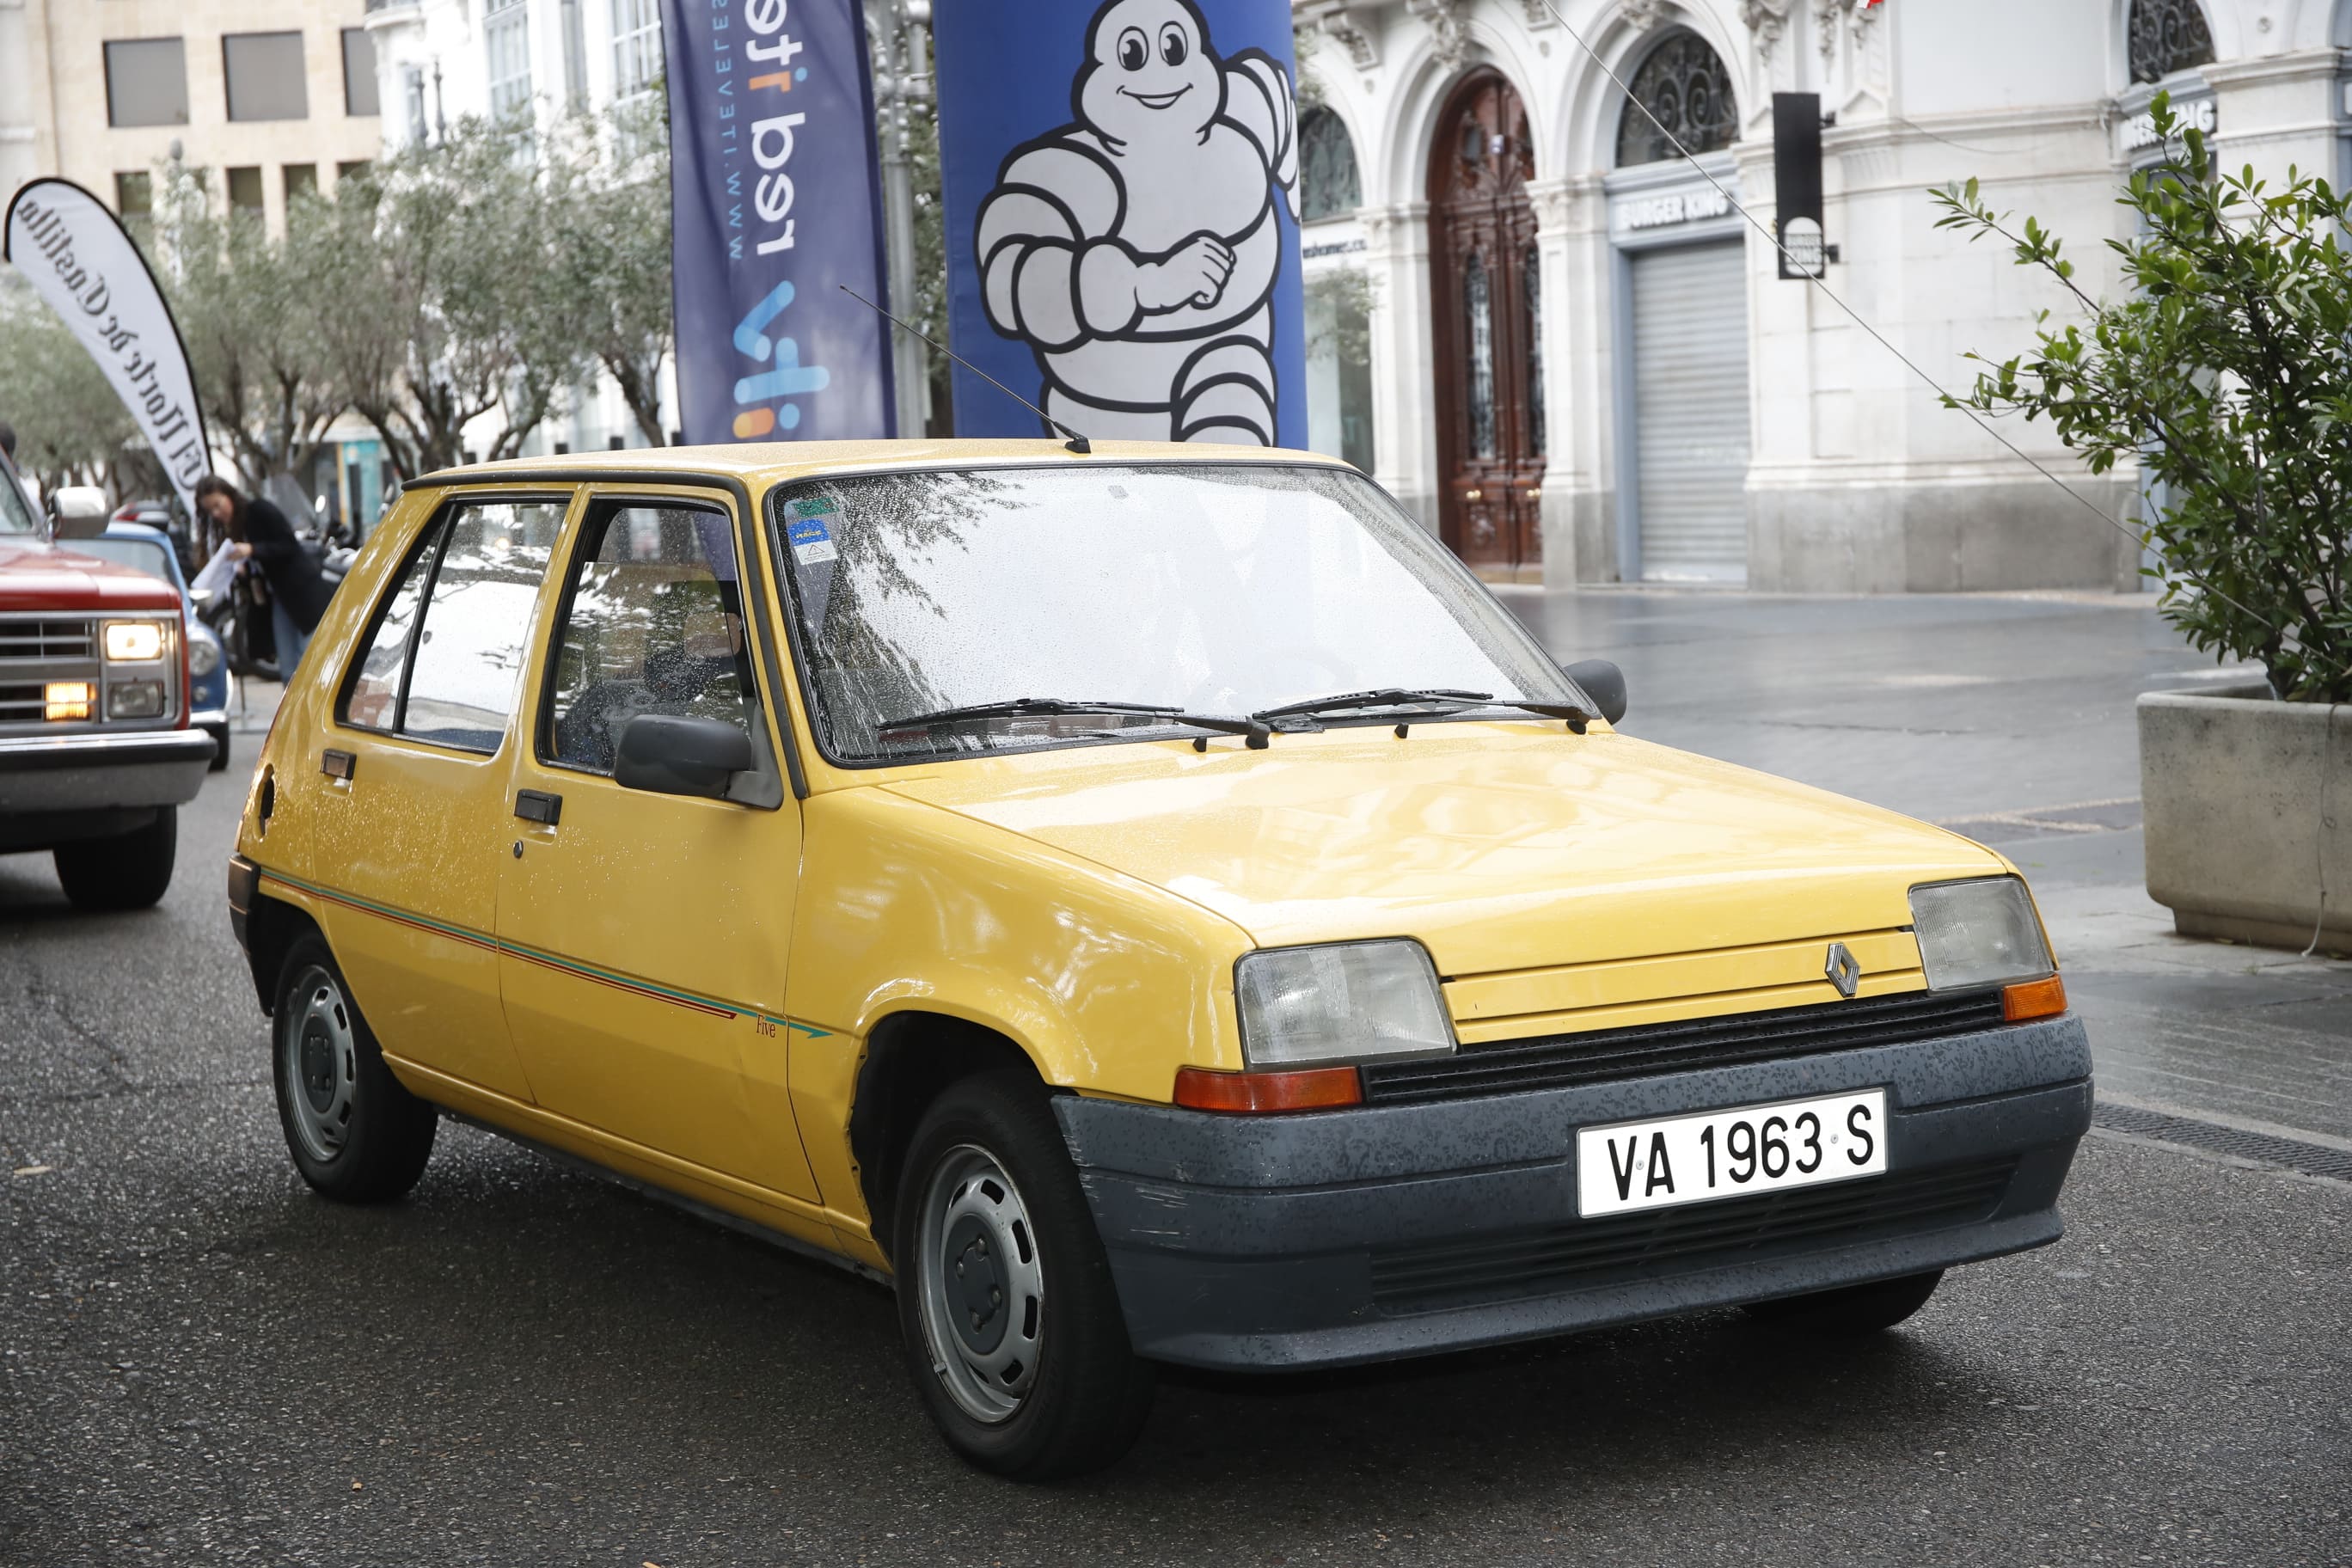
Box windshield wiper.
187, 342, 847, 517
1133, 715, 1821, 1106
879, 696, 1271, 749
1250, 688, 1596, 731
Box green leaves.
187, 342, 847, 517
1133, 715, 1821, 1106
1931, 94, 2352, 701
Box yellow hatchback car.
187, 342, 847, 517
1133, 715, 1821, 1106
227, 443, 2087, 1479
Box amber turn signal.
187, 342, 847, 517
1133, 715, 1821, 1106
2001, 974, 2067, 1022
1173, 1065, 1363, 1113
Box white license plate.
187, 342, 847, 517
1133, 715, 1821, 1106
1576, 1088, 1889, 1217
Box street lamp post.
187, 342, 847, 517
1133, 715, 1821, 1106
869, 0, 934, 439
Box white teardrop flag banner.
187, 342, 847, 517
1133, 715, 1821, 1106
4, 179, 211, 516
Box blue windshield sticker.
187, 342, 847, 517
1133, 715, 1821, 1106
787, 515, 838, 567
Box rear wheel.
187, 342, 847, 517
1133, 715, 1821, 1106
1745, 1270, 1944, 1334
52, 807, 176, 911
272, 937, 438, 1202
891, 1070, 1154, 1480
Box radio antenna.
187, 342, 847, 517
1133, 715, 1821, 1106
839, 285, 1091, 454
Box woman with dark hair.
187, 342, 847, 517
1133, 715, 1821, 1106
194, 475, 330, 673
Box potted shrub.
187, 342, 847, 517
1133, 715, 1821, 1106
1934, 97, 2348, 952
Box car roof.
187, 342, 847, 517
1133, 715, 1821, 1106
411, 438, 1352, 489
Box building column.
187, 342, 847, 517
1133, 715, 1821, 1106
1363, 198, 1439, 535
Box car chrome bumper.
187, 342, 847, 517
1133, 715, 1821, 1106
1055, 1015, 2092, 1373
0, 728, 216, 812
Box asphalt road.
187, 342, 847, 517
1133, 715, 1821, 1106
4, 602, 2349, 1565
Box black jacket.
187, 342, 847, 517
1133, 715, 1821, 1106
242, 498, 332, 633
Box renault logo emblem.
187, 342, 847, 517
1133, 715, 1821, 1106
1825, 942, 1862, 999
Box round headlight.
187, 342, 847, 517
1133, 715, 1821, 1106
188, 634, 221, 677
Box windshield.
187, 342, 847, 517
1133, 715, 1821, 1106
0, 458, 35, 537
772, 462, 1576, 763
69, 536, 177, 584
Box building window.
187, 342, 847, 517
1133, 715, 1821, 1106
1522, 242, 1545, 460
1615, 32, 1737, 167
1464, 250, 1496, 461
2129, 0, 2217, 83
103, 38, 189, 129
342, 28, 380, 117
284, 164, 318, 206
402, 66, 429, 145
114, 172, 154, 220
486, 0, 534, 123
227, 166, 266, 222
337, 160, 373, 184
1300, 107, 1362, 223
224, 32, 309, 122
611, 0, 664, 101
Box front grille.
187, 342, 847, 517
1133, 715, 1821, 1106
1369, 1157, 2018, 1311
1363, 988, 2010, 1106
0, 682, 51, 721
0, 618, 96, 662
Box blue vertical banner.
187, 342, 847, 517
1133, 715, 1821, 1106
933, 0, 1304, 447
662, 0, 895, 443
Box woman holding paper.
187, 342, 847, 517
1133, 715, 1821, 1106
193, 476, 329, 675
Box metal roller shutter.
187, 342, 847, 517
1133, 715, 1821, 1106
1629, 241, 1750, 583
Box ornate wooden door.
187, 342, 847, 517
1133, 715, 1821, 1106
1430, 72, 1547, 576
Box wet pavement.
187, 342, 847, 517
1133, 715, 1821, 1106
1, 591, 2346, 1566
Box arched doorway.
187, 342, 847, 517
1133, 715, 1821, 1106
1429, 71, 1545, 578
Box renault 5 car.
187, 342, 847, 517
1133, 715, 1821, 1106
225, 443, 2089, 1479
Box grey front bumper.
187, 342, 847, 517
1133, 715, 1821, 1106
0, 728, 215, 813
1055, 1016, 2092, 1372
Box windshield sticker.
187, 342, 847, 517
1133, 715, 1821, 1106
787, 516, 838, 566
788, 495, 840, 520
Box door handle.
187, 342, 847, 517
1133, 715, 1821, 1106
321, 749, 355, 781
513, 789, 562, 826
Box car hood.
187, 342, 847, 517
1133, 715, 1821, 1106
0, 538, 184, 611
879, 723, 2009, 1036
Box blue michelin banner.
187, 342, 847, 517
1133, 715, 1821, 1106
662, 0, 895, 443
934, 0, 1304, 447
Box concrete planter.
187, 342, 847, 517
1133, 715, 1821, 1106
2139, 683, 2351, 952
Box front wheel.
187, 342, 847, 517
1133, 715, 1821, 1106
52, 806, 175, 911
1744, 1269, 1944, 1334
891, 1071, 1154, 1480
272, 937, 438, 1203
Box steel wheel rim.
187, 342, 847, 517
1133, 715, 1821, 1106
915, 1143, 1045, 1424
279, 965, 358, 1166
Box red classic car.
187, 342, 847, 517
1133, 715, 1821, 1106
0, 447, 211, 909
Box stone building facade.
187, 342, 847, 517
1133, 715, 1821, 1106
1290, 0, 2350, 589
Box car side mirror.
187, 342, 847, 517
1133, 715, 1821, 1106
1564, 658, 1628, 726
49, 486, 108, 540
614, 713, 755, 800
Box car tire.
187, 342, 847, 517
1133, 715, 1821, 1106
891, 1069, 1155, 1480
1744, 1270, 1944, 1335
52, 807, 176, 911
206, 725, 230, 773
271, 937, 438, 1203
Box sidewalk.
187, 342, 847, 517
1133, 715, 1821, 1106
1501, 585, 2352, 1152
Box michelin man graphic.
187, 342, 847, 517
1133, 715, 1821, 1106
974, 0, 1299, 444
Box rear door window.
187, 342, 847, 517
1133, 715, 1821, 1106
340, 495, 568, 750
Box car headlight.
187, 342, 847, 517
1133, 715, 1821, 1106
1234, 940, 1456, 1069
187, 634, 221, 677
1908, 877, 2054, 990
104, 620, 164, 661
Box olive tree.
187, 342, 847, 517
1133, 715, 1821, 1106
1933, 95, 2352, 702
0, 274, 142, 494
